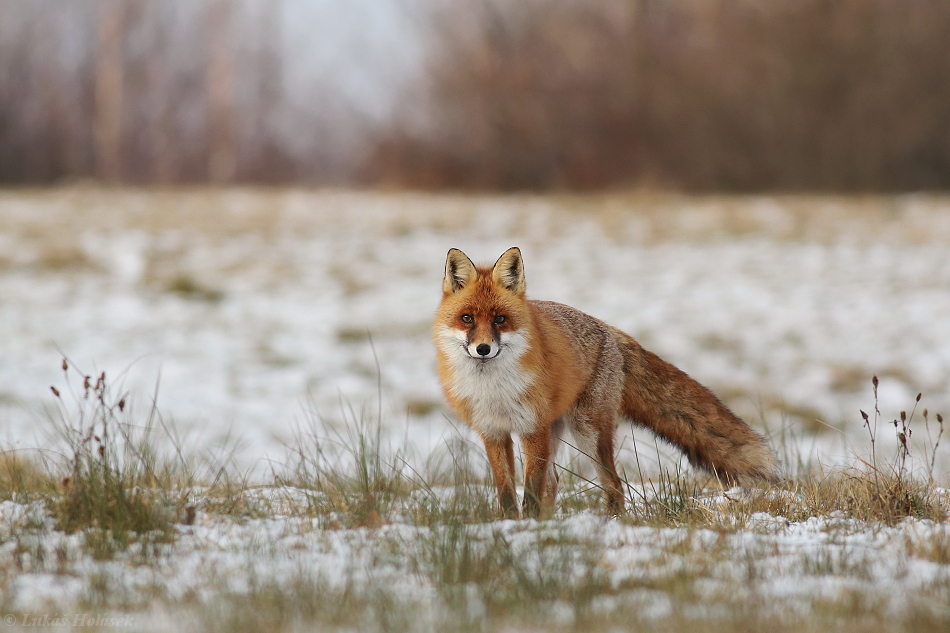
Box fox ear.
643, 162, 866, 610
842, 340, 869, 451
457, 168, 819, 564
443, 248, 477, 294
491, 247, 526, 295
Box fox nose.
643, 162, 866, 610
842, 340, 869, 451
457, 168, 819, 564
476, 344, 491, 357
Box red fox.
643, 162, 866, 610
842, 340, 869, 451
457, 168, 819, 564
434, 247, 778, 518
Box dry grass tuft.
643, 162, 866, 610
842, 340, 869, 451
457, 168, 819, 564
0, 451, 57, 501
41, 359, 199, 553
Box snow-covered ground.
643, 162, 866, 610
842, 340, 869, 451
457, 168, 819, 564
1, 188, 950, 630
2, 488, 949, 631
2, 188, 948, 474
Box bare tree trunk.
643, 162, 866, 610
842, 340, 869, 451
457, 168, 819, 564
146, 39, 174, 184
253, 0, 284, 181
207, 0, 236, 183
95, 0, 124, 183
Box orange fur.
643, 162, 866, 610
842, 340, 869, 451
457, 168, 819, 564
434, 247, 777, 518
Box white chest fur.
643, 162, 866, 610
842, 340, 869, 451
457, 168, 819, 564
436, 326, 536, 437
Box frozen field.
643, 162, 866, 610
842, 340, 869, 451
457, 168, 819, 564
1, 187, 949, 471
1, 188, 949, 631
2, 490, 949, 632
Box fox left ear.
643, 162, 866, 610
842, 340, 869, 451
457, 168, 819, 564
492, 247, 526, 295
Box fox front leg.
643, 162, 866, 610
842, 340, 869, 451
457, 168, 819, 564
482, 434, 519, 519
520, 427, 555, 519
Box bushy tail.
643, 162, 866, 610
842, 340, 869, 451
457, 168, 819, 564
611, 328, 778, 484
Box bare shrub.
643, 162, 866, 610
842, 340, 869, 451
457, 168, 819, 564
370, 0, 950, 191
0, 0, 366, 185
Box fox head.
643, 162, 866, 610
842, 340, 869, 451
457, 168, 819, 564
435, 247, 528, 362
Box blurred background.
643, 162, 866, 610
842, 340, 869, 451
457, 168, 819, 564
2, 0, 950, 475
3, 0, 950, 191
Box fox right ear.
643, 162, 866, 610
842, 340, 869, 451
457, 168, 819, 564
443, 248, 477, 294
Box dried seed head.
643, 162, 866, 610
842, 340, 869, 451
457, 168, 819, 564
916, 393, 922, 402
62, 358, 68, 371
50, 386, 60, 397
860, 409, 869, 422
901, 411, 907, 422
937, 414, 944, 424
872, 375, 879, 388
118, 398, 125, 412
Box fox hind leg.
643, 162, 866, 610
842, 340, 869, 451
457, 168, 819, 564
571, 416, 625, 515
593, 427, 624, 515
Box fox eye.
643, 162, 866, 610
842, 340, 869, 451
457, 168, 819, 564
460, 314, 474, 324
494, 315, 506, 324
